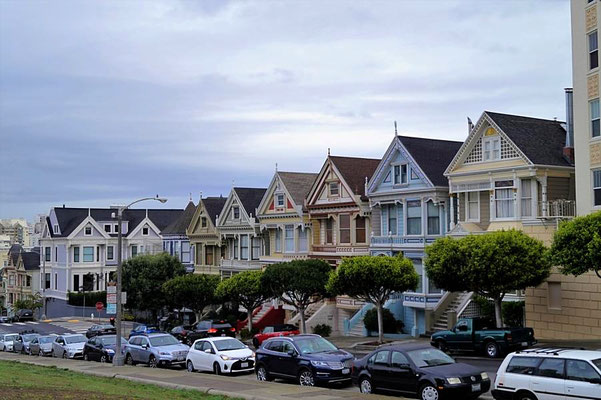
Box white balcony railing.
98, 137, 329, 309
537, 200, 576, 218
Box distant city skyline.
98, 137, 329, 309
1, 0, 571, 221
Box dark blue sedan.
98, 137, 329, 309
255, 334, 353, 386
129, 324, 159, 337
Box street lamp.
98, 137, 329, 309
112, 195, 167, 366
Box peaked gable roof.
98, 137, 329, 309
203, 196, 227, 225
161, 201, 196, 235
233, 187, 267, 216
277, 172, 318, 206
485, 112, 571, 167
329, 156, 380, 200
397, 136, 463, 186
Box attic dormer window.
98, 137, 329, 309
393, 165, 408, 185
201, 217, 207, 228
104, 224, 111, 233
233, 207, 240, 219
483, 137, 500, 161
53, 225, 59, 234
84, 226, 92, 236
276, 194, 285, 207
329, 182, 339, 196
142, 226, 149, 235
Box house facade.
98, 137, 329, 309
1, 245, 40, 313
161, 201, 196, 272
367, 135, 462, 336
444, 111, 579, 338
186, 196, 227, 275
217, 188, 267, 278
257, 171, 318, 264
39, 206, 182, 317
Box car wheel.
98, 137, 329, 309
213, 362, 222, 375
298, 369, 315, 386
256, 365, 273, 381
187, 360, 195, 373
485, 341, 499, 358
62, 351, 68, 359
435, 340, 448, 352
38, 349, 43, 357
186, 338, 192, 346
419, 383, 440, 400
252, 338, 259, 348
126, 353, 135, 366
84, 353, 89, 361
100, 355, 107, 363
359, 377, 373, 394
148, 355, 158, 368
515, 392, 537, 400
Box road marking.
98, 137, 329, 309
26, 322, 39, 325
14, 322, 26, 326
42, 320, 52, 322
0, 324, 12, 327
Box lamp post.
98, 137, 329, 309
112, 196, 167, 366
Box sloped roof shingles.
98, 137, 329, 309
277, 172, 318, 206
329, 156, 380, 200
234, 188, 267, 216
398, 136, 463, 186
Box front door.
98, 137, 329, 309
138, 337, 150, 363
448, 320, 472, 350
368, 350, 391, 389
387, 351, 417, 393
197, 341, 215, 371
565, 359, 601, 400
278, 341, 299, 377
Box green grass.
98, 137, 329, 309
0, 360, 238, 399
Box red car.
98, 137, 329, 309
252, 324, 299, 348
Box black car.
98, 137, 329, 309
12, 309, 33, 322
85, 324, 116, 338
352, 343, 491, 400
83, 335, 125, 363
255, 334, 353, 386
186, 320, 236, 345
170, 325, 193, 343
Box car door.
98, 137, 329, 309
189, 340, 203, 370
53, 336, 63, 356
386, 351, 417, 393
531, 357, 566, 400
138, 337, 150, 363
196, 341, 214, 371
128, 337, 141, 362
565, 359, 601, 400
278, 341, 299, 377
263, 340, 283, 376
449, 320, 472, 350
30, 338, 38, 354
367, 350, 391, 389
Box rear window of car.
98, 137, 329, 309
213, 323, 232, 329
506, 356, 541, 375
593, 358, 601, 371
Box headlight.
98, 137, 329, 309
481, 372, 489, 380
220, 354, 231, 361
251, 351, 256, 358
446, 377, 462, 385
106, 349, 115, 354
310, 360, 329, 368
159, 352, 170, 356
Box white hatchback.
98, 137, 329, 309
186, 337, 255, 375
492, 348, 601, 400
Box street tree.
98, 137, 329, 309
327, 255, 418, 343
550, 211, 601, 278
216, 270, 269, 332
122, 253, 186, 319
425, 230, 551, 328
163, 273, 220, 322
261, 259, 331, 333
13, 293, 43, 313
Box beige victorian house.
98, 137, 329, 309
1, 245, 40, 312
186, 196, 227, 275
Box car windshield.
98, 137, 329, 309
99, 336, 125, 346
65, 335, 87, 344
39, 337, 55, 344
593, 358, 601, 371
99, 325, 114, 330
5, 334, 18, 341
407, 348, 456, 367
23, 334, 38, 341
149, 335, 179, 347
214, 339, 245, 351
295, 337, 338, 355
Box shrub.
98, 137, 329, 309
67, 291, 106, 307
363, 308, 401, 334
240, 327, 259, 340
471, 296, 525, 327
312, 324, 332, 337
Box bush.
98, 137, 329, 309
240, 327, 259, 340
472, 296, 524, 327
363, 308, 402, 334
67, 291, 106, 307
312, 324, 332, 337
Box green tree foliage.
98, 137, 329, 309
327, 255, 418, 343
425, 230, 550, 328
163, 273, 219, 322
363, 307, 403, 334
216, 270, 269, 332
122, 253, 186, 318
261, 259, 331, 333
550, 211, 601, 279
13, 293, 43, 313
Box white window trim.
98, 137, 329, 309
284, 225, 295, 253
589, 30, 599, 71
492, 181, 517, 221
232, 206, 240, 220
519, 179, 536, 219
275, 193, 285, 208
590, 98, 600, 138
405, 200, 422, 236
103, 224, 111, 233
392, 164, 408, 185
593, 169, 601, 208
142, 226, 149, 236
465, 191, 480, 222
84, 225, 92, 236
107, 245, 114, 261
483, 136, 501, 161
53, 224, 59, 234
113, 224, 119, 233
328, 182, 340, 197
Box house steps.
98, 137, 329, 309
427, 292, 473, 334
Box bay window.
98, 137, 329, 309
284, 225, 294, 252
467, 191, 479, 221
83, 246, 94, 262
275, 228, 282, 252
594, 169, 601, 206
131, 245, 137, 257
339, 214, 351, 243
240, 235, 249, 260
355, 216, 366, 243
107, 246, 114, 261
406, 201, 422, 235
521, 179, 533, 217
325, 218, 333, 244
45, 247, 51, 262
387, 204, 397, 235
252, 237, 261, 260
298, 228, 308, 251
427, 201, 440, 235
590, 99, 600, 138
495, 180, 515, 218
73, 247, 80, 263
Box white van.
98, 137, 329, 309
492, 348, 601, 400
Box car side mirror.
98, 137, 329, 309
204, 348, 213, 354
142, 344, 148, 350
457, 325, 468, 332
287, 349, 297, 357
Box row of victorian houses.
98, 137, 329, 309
31, 94, 590, 340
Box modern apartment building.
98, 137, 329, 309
0, 219, 30, 247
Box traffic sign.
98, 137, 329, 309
107, 286, 117, 294
106, 303, 116, 314
95, 302, 104, 312
107, 293, 117, 303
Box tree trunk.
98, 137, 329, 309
494, 297, 503, 328
195, 311, 202, 324
299, 306, 306, 334
376, 303, 384, 344
247, 306, 253, 333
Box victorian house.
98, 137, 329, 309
161, 200, 196, 272
1, 245, 40, 312
257, 171, 318, 264
186, 196, 227, 275
217, 187, 267, 278
366, 135, 462, 336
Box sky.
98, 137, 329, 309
0, 0, 572, 221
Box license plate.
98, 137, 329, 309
521, 341, 528, 346
471, 383, 481, 392
221, 334, 225, 337
342, 368, 350, 374
240, 362, 248, 368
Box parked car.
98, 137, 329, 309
29, 335, 57, 357
170, 325, 193, 343
52, 334, 87, 359
123, 333, 189, 368
430, 317, 537, 358
252, 324, 299, 348
13, 332, 40, 354
11, 309, 34, 322
129, 324, 159, 337
85, 324, 116, 338
186, 320, 236, 345
83, 335, 126, 363
186, 337, 255, 375
0, 316, 11, 323
255, 334, 353, 386
0, 333, 19, 351
352, 342, 491, 399
491, 348, 601, 400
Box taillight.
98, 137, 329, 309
208, 328, 217, 333
506, 334, 513, 342
229, 328, 236, 332
182, 331, 187, 336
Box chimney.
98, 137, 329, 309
563, 87, 575, 164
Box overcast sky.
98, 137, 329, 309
0, 0, 571, 221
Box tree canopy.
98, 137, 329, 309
261, 259, 332, 333
163, 273, 220, 321
425, 230, 551, 327
327, 255, 418, 342
216, 270, 269, 332
550, 211, 601, 278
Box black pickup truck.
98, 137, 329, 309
430, 317, 537, 358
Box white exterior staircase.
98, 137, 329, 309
287, 300, 323, 326
429, 292, 473, 333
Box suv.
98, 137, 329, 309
255, 334, 353, 386
492, 348, 601, 400
186, 320, 236, 345
123, 333, 189, 368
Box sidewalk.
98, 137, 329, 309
0, 352, 400, 400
